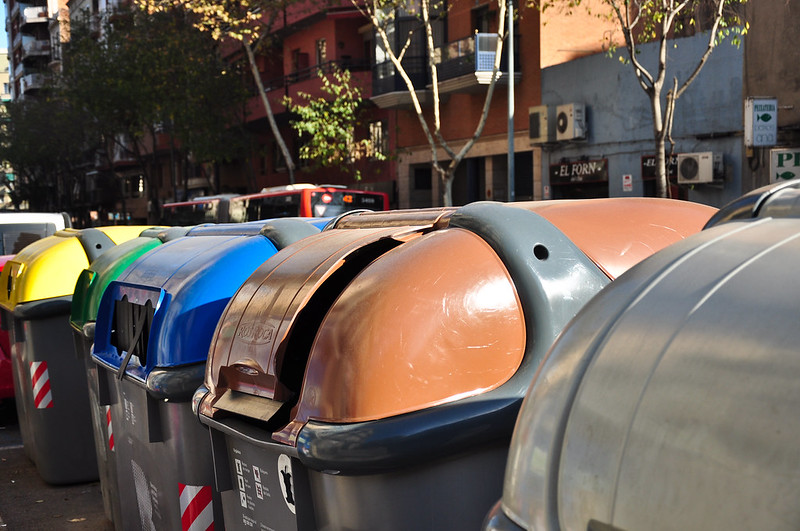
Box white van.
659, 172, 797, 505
0, 212, 70, 259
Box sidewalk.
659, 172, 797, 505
0, 399, 112, 530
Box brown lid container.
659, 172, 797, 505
202, 199, 716, 447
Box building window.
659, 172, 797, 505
126, 175, 146, 198
472, 5, 491, 33
316, 38, 327, 67
292, 49, 309, 72
369, 120, 387, 159
273, 141, 287, 172
414, 167, 432, 190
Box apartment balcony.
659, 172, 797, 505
434, 33, 521, 95
257, 58, 372, 118
20, 71, 46, 93
21, 5, 48, 27
370, 56, 433, 110
264, 58, 371, 92
21, 36, 50, 60
111, 135, 137, 168
11, 31, 22, 52
104, 0, 128, 12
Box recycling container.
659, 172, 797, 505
91, 218, 321, 531
195, 198, 716, 531
483, 184, 800, 531
0, 212, 71, 402
69, 226, 187, 527
0, 225, 152, 484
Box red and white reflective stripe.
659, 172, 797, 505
106, 406, 114, 451
179, 483, 214, 531
29, 361, 53, 409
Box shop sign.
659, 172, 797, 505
641, 154, 678, 180
745, 98, 778, 147
771, 148, 800, 182
550, 159, 608, 184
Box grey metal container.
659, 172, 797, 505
485, 182, 800, 531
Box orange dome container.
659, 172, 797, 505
197, 198, 715, 531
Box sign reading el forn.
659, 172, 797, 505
745, 98, 778, 148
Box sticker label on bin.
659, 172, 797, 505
106, 406, 114, 452
277, 454, 296, 515
29, 361, 53, 409
132, 459, 158, 531
179, 483, 214, 531
229, 444, 298, 530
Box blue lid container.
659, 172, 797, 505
91, 219, 320, 397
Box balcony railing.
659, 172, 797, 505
263, 58, 371, 92
371, 56, 429, 96
21, 36, 50, 58
20, 71, 46, 93
435, 33, 519, 82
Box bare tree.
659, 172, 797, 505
354, 0, 510, 206
535, 0, 747, 197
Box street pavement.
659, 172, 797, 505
0, 399, 112, 530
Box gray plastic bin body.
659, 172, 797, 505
0, 225, 150, 484
8, 296, 92, 482
485, 191, 800, 531
70, 227, 185, 527
91, 219, 320, 530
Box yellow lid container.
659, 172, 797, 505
0, 226, 153, 310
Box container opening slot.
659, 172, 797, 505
110, 295, 155, 378
277, 237, 403, 398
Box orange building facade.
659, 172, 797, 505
235, 0, 617, 209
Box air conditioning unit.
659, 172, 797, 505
677, 152, 714, 184
475, 33, 498, 72
529, 105, 551, 144
556, 103, 586, 141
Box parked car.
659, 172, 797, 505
484, 182, 800, 531
0, 212, 70, 401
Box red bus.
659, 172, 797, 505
161, 185, 389, 225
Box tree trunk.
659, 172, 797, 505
439, 164, 455, 207
243, 41, 295, 185
655, 135, 668, 198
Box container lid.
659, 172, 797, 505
202, 198, 714, 458
92, 220, 321, 381
505, 198, 716, 278
704, 179, 800, 228
502, 216, 800, 531
70, 226, 190, 331
0, 226, 153, 309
